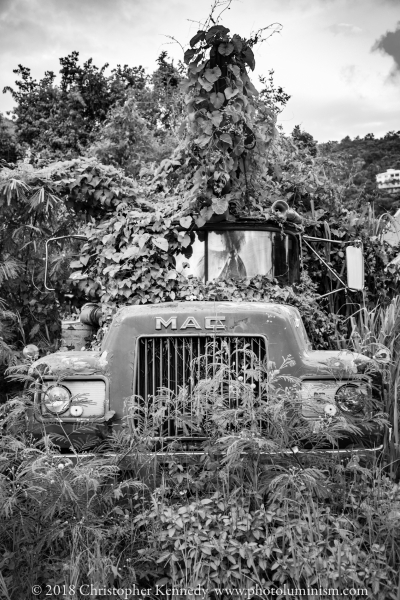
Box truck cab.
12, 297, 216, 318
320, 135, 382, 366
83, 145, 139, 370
26, 218, 384, 454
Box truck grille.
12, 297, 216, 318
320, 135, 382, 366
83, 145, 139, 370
134, 335, 267, 439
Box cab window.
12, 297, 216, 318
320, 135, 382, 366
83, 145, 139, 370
175, 229, 300, 284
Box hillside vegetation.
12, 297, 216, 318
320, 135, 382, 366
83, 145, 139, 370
319, 132, 400, 214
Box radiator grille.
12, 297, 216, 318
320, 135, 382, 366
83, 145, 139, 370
134, 335, 267, 439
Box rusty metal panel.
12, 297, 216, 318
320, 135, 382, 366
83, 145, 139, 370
60, 320, 94, 351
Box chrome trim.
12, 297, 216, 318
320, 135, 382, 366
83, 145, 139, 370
55, 444, 385, 462
34, 375, 109, 423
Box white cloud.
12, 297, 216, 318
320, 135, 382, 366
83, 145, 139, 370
327, 22, 363, 36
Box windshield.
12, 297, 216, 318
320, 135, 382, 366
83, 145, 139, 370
175, 229, 300, 284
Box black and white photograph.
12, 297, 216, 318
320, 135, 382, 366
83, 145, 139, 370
0, 0, 400, 598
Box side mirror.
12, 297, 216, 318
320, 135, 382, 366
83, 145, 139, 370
346, 246, 364, 290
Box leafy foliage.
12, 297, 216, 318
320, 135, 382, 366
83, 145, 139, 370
0, 114, 17, 164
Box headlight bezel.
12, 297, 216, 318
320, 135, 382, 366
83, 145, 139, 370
301, 377, 371, 419
34, 376, 108, 422
42, 384, 72, 415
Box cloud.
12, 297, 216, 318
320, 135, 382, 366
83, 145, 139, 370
341, 65, 357, 85
372, 21, 400, 79
327, 22, 362, 36
281, 92, 400, 142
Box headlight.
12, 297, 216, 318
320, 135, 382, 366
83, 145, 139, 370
43, 385, 71, 414
23, 344, 39, 360
301, 380, 370, 419
335, 383, 365, 415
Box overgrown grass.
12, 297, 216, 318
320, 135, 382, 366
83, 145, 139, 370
0, 341, 399, 599
348, 296, 400, 477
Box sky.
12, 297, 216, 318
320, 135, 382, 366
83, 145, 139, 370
0, 0, 399, 143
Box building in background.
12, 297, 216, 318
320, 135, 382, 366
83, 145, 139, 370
376, 169, 400, 195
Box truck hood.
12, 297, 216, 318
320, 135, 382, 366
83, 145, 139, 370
30, 350, 108, 376
302, 349, 373, 376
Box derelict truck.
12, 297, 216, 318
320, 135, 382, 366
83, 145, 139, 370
25, 202, 385, 455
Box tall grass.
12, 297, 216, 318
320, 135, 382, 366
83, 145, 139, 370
0, 342, 399, 598
348, 296, 400, 477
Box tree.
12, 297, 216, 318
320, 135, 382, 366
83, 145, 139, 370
87, 53, 184, 175
291, 125, 317, 157
0, 114, 18, 164
3, 53, 143, 160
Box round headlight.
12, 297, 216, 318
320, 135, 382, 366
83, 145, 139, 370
23, 344, 39, 360
335, 383, 365, 415
43, 385, 71, 415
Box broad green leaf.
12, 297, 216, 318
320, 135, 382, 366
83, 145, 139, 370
205, 25, 230, 42
184, 48, 196, 64
211, 111, 223, 127
224, 87, 239, 100
228, 64, 241, 78
232, 34, 243, 53
204, 66, 222, 83
245, 79, 259, 96
220, 133, 233, 146
189, 60, 207, 74
70, 260, 83, 268
138, 233, 150, 249
153, 237, 169, 252
122, 246, 139, 259
179, 216, 192, 229
179, 78, 195, 93
195, 215, 207, 228
180, 234, 191, 247
218, 42, 234, 56
190, 30, 206, 47
104, 410, 116, 421
196, 134, 212, 148
243, 46, 255, 70
212, 196, 229, 215
210, 92, 225, 109
198, 77, 213, 92
201, 120, 213, 136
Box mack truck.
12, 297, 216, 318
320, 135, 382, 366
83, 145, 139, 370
24, 203, 385, 456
